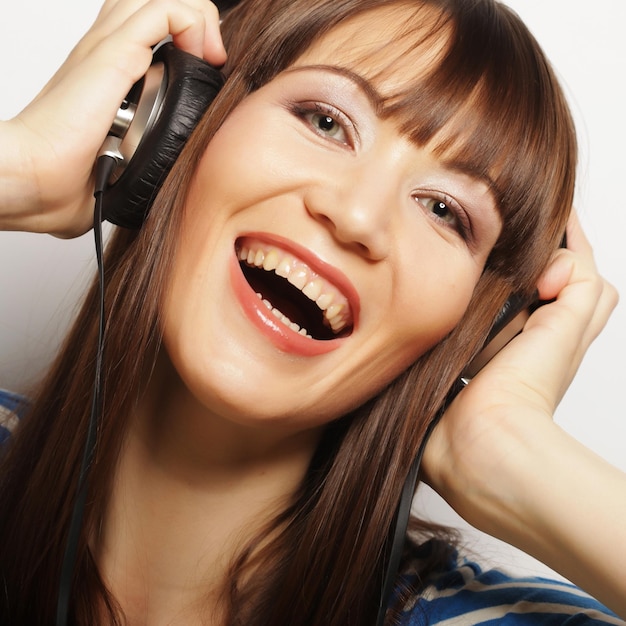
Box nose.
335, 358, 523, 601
304, 166, 393, 261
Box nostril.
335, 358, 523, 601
314, 213, 334, 230
356, 241, 370, 256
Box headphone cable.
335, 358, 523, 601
375, 376, 467, 626
55, 154, 117, 626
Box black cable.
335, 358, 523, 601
55, 155, 117, 626
375, 376, 466, 626
374, 413, 439, 626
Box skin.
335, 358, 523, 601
161, 59, 502, 430
0, 0, 623, 622
0, 0, 226, 237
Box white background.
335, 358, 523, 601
1, 0, 624, 583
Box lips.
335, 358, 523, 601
235, 236, 356, 342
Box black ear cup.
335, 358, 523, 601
101, 42, 224, 228
461, 292, 533, 380
463, 235, 567, 378
485, 292, 531, 342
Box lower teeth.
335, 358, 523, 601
257, 293, 311, 338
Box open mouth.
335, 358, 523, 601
236, 238, 354, 341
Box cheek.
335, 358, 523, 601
187, 101, 285, 220
390, 263, 480, 363
333, 270, 479, 416
188, 132, 247, 216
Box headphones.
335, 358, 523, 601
98, 41, 224, 228
96, 0, 244, 226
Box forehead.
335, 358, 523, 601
290, 3, 495, 185
293, 3, 451, 102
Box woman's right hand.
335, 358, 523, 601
0, 0, 226, 238
422, 213, 625, 616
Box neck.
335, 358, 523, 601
96, 353, 321, 625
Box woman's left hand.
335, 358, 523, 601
422, 211, 626, 617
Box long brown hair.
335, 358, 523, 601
0, 0, 576, 624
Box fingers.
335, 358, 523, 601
513, 211, 618, 405
90, 0, 226, 63
421, 212, 619, 546
535, 212, 618, 347
43, 0, 225, 97
565, 209, 594, 257
536, 212, 594, 302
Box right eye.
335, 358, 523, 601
292, 102, 354, 147
307, 112, 345, 141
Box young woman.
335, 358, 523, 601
0, 0, 623, 624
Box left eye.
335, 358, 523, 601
416, 197, 458, 226
414, 195, 471, 241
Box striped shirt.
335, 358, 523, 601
0, 390, 623, 624
0, 388, 24, 445
398, 543, 624, 624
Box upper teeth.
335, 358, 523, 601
237, 241, 352, 335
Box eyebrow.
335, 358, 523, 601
442, 159, 500, 203
283, 64, 385, 113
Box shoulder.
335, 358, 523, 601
397, 543, 624, 625
0, 389, 27, 444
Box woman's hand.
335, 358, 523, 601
0, 0, 226, 237
422, 212, 626, 616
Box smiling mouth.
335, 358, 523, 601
236, 238, 354, 340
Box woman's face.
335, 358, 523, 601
161, 6, 501, 431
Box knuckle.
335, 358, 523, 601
604, 280, 619, 309
206, 2, 220, 18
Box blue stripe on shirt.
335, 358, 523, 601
398, 553, 624, 625
0, 388, 26, 444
